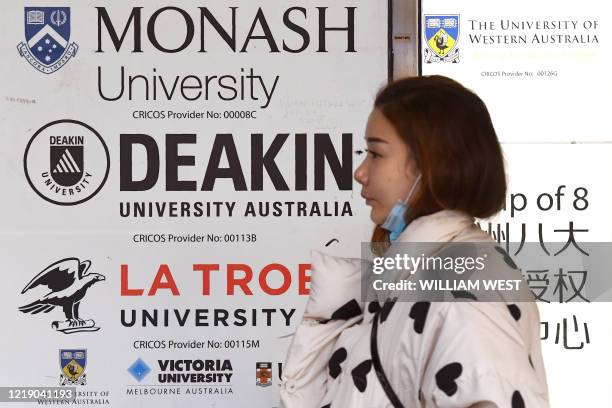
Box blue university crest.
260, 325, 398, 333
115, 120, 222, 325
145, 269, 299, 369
60, 349, 87, 385
424, 15, 460, 63
17, 7, 78, 74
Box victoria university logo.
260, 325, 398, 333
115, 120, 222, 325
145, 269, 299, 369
23, 119, 110, 206
17, 7, 78, 74
19, 258, 105, 334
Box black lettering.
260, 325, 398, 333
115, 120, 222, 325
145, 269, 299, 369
147, 7, 194, 53
96, 7, 143, 52
199, 7, 237, 52
251, 133, 289, 191
166, 134, 196, 191
201, 134, 247, 190
295, 133, 307, 190
283, 7, 310, 53
317, 7, 356, 52
240, 8, 280, 52
314, 133, 352, 190
120, 134, 160, 191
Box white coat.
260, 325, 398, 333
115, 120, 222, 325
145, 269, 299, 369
280, 210, 549, 408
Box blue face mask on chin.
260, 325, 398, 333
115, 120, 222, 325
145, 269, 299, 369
381, 174, 422, 242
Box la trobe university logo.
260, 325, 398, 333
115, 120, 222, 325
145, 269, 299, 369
19, 258, 106, 334
23, 119, 110, 206
17, 7, 78, 74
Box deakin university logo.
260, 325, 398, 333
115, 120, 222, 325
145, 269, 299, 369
23, 119, 110, 206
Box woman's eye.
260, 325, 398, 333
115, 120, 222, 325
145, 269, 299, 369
365, 149, 380, 158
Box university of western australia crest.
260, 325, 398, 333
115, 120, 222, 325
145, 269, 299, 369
424, 15, 460, 63
60, 349, 87, 386
17, 7, 78, 74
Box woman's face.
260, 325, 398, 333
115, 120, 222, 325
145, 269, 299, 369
354, 108, 420, 225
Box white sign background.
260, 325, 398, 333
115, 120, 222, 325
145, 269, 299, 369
0, 1, 388, 406
422, 0, 612, 405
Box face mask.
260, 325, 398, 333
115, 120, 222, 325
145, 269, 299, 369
381, 174, 422, 242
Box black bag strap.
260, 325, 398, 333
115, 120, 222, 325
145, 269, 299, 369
370, 310, 405, 408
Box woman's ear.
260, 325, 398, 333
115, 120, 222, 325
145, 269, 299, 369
402, 146, 420, 180
404, 158, 421, 182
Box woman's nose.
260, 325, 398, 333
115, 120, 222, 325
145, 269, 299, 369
354, 159, 368, 185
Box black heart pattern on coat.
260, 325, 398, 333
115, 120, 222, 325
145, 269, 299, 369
435, 362, 463, 397
351, 359, 372, 392
450, 290, 478, 301
330, 299, 362, 320
495, 246, 518, 269
511, 390, 525, 408
321, 404, 331, 408
409, 302, 430, 334
328, 347, 347, 379
379, 298, 397, 323
368, 301, 381, 314
507, 304, 522, 321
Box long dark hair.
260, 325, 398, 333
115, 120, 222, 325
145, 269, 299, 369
370, 75, 506, 254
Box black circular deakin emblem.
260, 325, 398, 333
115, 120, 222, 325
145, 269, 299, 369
23, 119, 109, 205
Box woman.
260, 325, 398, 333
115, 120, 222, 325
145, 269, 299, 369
280, 76, 549, 407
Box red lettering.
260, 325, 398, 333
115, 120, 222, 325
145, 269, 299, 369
193, 264, 219, 295
298, 263, 311, 295
227, 264, 253, 295
120, 264, 144, 296
148, 264, 180, 296
259, 263, 291, 295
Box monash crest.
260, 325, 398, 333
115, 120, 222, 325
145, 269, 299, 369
17, 7, 78, 74
424, 15, 460, 63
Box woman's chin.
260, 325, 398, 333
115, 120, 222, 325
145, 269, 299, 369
369, 208, 385, 225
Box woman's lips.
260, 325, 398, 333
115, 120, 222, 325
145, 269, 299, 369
361, 194, 374, 205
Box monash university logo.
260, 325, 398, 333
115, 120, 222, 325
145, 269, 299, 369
424, 15, 460, 63
60, 349, 87, 385
17, 7, 78, 74
19, 258, 105, 334
23, 120, 110, 206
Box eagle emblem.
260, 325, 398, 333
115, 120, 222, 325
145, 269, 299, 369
19, 258, 105, 334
